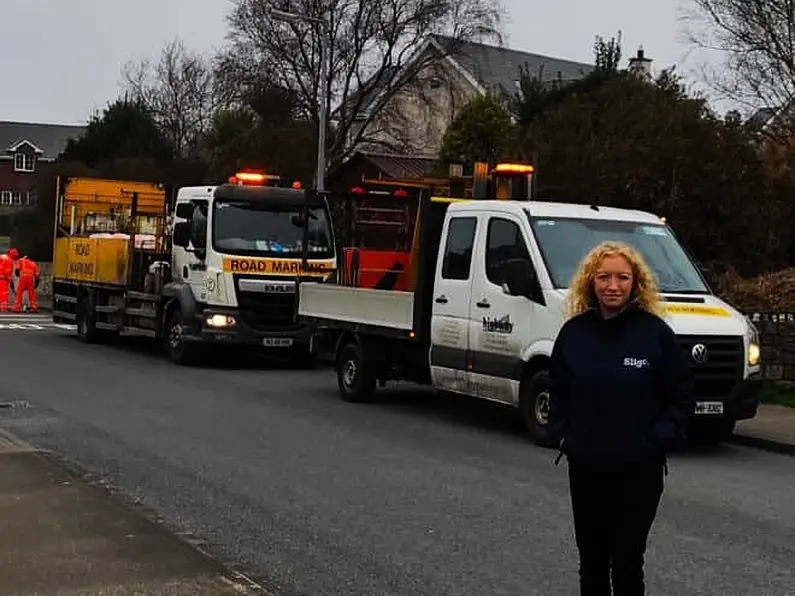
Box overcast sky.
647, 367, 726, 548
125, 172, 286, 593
0, 0, 724, 125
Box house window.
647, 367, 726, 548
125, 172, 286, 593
26, 191, 37, 205
12, 191, 22, 205
13, 153, 36, 172
0, 191, 11, 205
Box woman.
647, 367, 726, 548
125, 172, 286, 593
548, 240, 694, 596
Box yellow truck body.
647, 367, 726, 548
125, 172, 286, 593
52, 178, 167, 287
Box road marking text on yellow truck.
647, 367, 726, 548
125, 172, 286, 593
222, 258, 334, 275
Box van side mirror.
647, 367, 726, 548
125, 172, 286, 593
172, 221, 190, 247
500, 258, 535, 298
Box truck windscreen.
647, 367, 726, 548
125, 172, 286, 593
212, 200, 334, 258
527, 214, 708, 294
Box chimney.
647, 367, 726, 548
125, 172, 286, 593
628, 46, 652, 80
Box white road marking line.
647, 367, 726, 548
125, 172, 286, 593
0, 320, 76, 331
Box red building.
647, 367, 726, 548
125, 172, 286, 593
0, 120, 84, 207
0, 120, 85, 248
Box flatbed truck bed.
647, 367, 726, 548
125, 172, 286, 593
297, 284, 415, 331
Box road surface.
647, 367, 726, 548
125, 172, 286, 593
0, 320, 792, 596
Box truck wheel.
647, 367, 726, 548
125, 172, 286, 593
165, 309, 196, 365
336, 343, 376, 402
519, 369, 553, 446
76, 298, 98, 344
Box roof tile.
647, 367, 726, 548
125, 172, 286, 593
0, 121, 85, 159
360, 151, 437, 178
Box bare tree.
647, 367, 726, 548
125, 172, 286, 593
216, 0, 505, 166
122, 39, 221, 157
683, 0, 795, 134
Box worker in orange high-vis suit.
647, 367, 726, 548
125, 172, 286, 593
13, 254, 39, 313
0, 254, 10, 311
0, 248, 18, 311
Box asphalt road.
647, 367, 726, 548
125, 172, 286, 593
0, 321, 793, 596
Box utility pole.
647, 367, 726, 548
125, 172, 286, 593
270, 8, 330, 191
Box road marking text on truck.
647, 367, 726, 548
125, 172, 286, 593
74, 241, 91, 256
68, 262, 95, 276
222, 258, 334, 276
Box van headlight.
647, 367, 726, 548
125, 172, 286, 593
747, 319, 760, 366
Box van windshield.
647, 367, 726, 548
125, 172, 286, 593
527, 215, 708, 293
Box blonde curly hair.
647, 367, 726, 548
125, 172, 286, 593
564, 241, 664, 319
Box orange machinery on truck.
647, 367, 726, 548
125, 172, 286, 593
331, 162, 529, 292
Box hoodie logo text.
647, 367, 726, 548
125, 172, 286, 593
623, 357, 649, 369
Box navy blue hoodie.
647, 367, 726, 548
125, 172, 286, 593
548, 305, 694, 468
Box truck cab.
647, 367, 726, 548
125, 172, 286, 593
170, 173, 336, 362
298, 162, 762, 445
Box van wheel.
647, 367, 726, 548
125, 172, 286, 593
165, 309, 196, 365
520, 369, 553, 446
336, 343, 376, 402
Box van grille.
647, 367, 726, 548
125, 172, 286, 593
677, 335, 744, 398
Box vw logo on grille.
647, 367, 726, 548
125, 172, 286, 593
691, 343, 709, 363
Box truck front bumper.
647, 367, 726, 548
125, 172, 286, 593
189, 308, 314, 350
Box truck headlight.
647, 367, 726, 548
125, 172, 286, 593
206, 314, 235, 327
747, 319, 760, 366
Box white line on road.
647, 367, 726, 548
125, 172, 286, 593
0, 316, 75, 331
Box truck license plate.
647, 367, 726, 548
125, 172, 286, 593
695, 401, 724, 414
262, 337, 293, 347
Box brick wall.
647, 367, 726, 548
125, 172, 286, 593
750, 312, 795, 381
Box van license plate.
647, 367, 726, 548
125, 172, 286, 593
695, 401, 723, 414
262, 337, 293, 347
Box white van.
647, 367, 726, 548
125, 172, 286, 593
299, 193, 762, 445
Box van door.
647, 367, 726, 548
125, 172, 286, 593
429, 215, 478, 394
468, 214, 545, 405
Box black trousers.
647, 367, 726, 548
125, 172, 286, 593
568, 459, 664, 596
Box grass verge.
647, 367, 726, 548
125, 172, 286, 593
761, 382, 795, 408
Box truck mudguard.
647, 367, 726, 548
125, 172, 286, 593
161, 281, 199, 327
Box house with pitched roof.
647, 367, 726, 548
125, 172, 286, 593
0, 120, 85, 210
341, 35, 594, 160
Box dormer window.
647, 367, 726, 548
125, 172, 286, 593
14, 153, 35, 172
